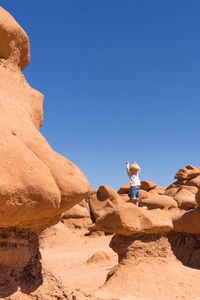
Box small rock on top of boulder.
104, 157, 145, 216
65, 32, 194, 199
140, 180, 157, 190
140, 195, 178, 210
88, 185, 124, 220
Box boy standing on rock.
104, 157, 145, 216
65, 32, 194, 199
126, 161, 141, 206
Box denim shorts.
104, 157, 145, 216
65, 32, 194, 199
130, 186, 140, 200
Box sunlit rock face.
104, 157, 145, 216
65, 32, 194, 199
92, 167, 200, 300
0, 7, 30, 70
0, 6, 90, 231
0, 6, 90, 296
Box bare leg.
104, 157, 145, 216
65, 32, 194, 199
130, 198, 139, 206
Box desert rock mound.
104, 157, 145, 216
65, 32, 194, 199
0, 6, 30, 70
164, 165, 200, 210
0, 6, 90, 298
95, 232, 200, 300
92, 165, 200, 300
0, 6, 90, 232
88, 185, 124, 220
89, 203, 172, 236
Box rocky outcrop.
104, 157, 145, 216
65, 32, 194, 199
139, 195, 178, 210
0, 228, 43, 297
164, 165, 200, 210
0, 6, 89, 232
0, 6, 89, 296
88, 185, 124, 220
0, 7, 30, 70
172, 207, 200, 234
61, 199, 92, 229
140, 180, 157, 190
89, 204, 173, 236
195, 187, 200, 206
92, 165, 200, 299
117, 166, 200, 212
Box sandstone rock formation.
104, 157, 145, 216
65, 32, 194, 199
139, 194, 178, 210
164, 165, 200, 210
0, 7, 30, 70
0, 6, 89, 231
0, 6, 89, 297
62, 199, 92, 229
94, 231, 200, 300
89, 203, 173, 235
92, 166, 200, 300
195, 187, 200, 205
172, 207, 200, 234
140, 180, 157, 190
88, 185, 124, 220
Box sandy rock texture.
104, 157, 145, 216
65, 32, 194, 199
88, 185, 124, 220
140, 194, 178, 210
0, 7, 30, 70
89, 165, 200, 299
0, 6, 89, 232
196, 187, 200, 205
163, 165, 200, 211
0, 6, 89, 298
95, 232, 200, 300
62, 199, 92, 229
89, 203, 173, 236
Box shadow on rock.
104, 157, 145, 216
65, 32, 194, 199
168, 232, 200, 270
0, 228, 43, 297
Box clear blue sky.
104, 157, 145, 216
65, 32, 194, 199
2, 1, 200, 190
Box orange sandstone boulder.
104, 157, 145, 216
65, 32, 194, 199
178, 185, 198, 194
164, 187, 179, 197
173, 208, 200, 234
0, 7, 30, 70
174, 167, 190, 180
90, 204, 173, 236
187, 175, 200, 188
151, 186, 165, 195
165, 166, 200, 210
88, 185, 124, 220
175, 166, 200, 180
139, 195, 178, 210
119, 193, 130, 202
195, 188, 200, 206
145, 186, 166, 197
62, 204, 90, 219
0, 7, 90, 231
187, 169, 200, 179
117, 183, 130, 194
140, 180, 157, 190
174, 189, 196, 210
166, 180, 187, 190
0, 6, 90, 295
139, 189, 149, 199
